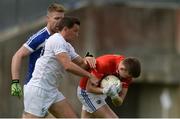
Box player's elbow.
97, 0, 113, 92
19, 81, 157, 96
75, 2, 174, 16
12, 53, 23, 63
63, 62, 73, 71
63, 64, 71, 71
13, 50, 26, 60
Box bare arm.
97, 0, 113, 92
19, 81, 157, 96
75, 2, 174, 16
72, 56, 96, 70
11, 46, 31, 80
119, 87, 128, 101
86, 79, 103, 94
56, 52, 98, 85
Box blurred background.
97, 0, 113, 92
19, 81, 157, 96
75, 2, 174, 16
0, 0, 180, 118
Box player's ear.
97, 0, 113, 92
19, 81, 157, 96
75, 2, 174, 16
63, 26, 69, 32
46, 14, 50, 23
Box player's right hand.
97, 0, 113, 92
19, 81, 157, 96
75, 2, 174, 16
89, 75, 99, 86
116, 83, 122, 93
84, 57, 96, 69
11, 80, 23, 97
107, 84, 119, 97
84, 52, 96, 69
102, 84, 112, 95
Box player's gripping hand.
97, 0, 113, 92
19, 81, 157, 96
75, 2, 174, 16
89, 74, 99, 86
115, 82, 122, 93
84, 57, 96, 69
102, 84, 112, 95
11, 80, 23, 97
84, 52, 96, 69
109, 85, 123, 106
102, 84, 120, 96
108, 84, 119, 97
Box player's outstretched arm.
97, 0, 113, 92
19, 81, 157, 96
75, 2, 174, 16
56, 52, 99, 86
72, 55, 96, 70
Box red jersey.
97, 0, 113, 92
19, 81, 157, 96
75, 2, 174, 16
79, 54, 132, 90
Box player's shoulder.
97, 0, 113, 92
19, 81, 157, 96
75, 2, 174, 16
35, 27, 50, 35
46, 33, 66, 45
25, 27, 50, 48
30, 27, 50, 39
48, 33, 64, 41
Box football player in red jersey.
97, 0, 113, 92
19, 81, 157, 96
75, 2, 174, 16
77, 54, 141, 118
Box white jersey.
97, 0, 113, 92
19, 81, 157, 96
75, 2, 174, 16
27, 33, 79, 90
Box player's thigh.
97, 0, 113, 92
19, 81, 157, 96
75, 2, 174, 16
81, 109, 93, 118
92, 104, 118, 118
49, 98, 77, 118
22, 112, 39, 118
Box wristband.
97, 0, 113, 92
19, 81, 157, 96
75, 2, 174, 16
12, 80, 19, 84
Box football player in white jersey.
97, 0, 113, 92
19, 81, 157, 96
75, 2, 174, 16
23, 16, 99, 118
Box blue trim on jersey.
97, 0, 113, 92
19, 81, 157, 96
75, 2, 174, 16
26, 28, 48, 50
24, 27, 51, 84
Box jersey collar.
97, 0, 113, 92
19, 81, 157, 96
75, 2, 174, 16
45, 27, 51, 35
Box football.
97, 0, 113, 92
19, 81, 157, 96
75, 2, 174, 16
101, 75, 121, 89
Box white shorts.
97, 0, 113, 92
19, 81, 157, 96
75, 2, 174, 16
77, 86, 107, 113
24, 85, 65, 117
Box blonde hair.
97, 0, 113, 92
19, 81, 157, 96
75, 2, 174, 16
47, 3, 65, 14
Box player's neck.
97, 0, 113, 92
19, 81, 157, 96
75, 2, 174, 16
46, 25, 55, 35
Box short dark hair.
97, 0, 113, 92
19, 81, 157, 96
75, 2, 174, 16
123, 57, 141, 78
58, 16, 80, 31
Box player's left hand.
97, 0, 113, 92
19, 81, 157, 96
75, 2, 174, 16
89, 74, 99, 86
11, 80, 23, 98
84, 57, 96, 69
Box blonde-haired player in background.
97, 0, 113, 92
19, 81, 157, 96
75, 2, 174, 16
11, 3, 65, 96
11, 3, 66, 117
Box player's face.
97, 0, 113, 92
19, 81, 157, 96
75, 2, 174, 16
117, 61, 131, 79
65, 24, 80, 41
47, 11, 64, 33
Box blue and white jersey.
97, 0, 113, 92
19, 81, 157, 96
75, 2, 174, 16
23, 27, 51, 84
28, 33, 79, 90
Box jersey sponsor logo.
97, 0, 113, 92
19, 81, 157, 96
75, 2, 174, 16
41, 107, 47, 115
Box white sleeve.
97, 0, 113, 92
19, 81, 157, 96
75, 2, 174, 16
67, 43, 79, 60
45, 35, 68, 55
47, 34, 79, 60
53, 40, 67, 55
